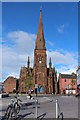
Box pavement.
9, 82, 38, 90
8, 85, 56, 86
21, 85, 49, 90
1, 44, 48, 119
0, 95, 78, 119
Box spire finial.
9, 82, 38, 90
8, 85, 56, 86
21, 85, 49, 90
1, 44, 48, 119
49, 57, 51, 64
28, 56, 29, 63
20, 66, 22, 72
40, 6, 42, 12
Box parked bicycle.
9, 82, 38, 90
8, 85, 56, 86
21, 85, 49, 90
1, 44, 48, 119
4, 96, 22, 119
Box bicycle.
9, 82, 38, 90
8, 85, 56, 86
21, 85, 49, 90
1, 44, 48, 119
4, 96, 22, 119
14, 96, 22, 114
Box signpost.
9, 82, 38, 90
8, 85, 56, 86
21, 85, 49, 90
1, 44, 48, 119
35, 84, 38, 97
35, 84, 38, 89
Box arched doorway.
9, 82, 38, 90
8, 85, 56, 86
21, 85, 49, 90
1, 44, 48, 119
37, 87, 39, 93
40, 86, 43, 93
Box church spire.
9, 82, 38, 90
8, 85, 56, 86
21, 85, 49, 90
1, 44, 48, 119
49, 57, 52, 69
37, 8, 43, 34
27, 56, 30, 69
35, 9, 46, 50
20, 66, 23, 78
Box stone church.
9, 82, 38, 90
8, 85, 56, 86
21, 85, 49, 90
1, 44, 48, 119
19, 9, 57, 94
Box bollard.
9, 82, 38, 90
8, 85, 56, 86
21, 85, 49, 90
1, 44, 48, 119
35, 99, 38, 118
60, 112, 63, 120
56, 99, 58, 118
0, 94, 2, 99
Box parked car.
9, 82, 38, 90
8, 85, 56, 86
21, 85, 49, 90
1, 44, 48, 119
75, 84, 80, 97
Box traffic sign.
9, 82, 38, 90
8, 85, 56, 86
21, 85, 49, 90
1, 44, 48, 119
35, 84, 38, 88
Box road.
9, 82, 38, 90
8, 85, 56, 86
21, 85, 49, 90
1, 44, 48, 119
0, 95, 78, 119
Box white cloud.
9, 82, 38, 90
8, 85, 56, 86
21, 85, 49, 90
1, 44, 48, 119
47, 50, 77, 76
1, 30, 77, 82
57, 24, 65, 33
47, 50, 77, 65
56, 65, 77, 80
47, 41, 54, 47
7, 73, 19, 79
2, 45, 34, 72
8, 31, 36, 54
1, 31, 36, 81
57, 64, 77, 74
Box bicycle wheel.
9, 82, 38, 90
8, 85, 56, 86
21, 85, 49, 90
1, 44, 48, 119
5, 106, 12, 119
14, 103, 20, 114
17, 104, 20, 114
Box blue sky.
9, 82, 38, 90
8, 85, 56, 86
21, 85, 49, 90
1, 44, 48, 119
1, 2, 78, 81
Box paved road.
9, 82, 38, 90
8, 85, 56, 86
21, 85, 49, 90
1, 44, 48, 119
0, 95, 78, 119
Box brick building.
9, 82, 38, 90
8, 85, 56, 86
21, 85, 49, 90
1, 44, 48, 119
58, 73, 77, 95
4, 76, 17, 93
76, 66, 80, 95
19, 9, 57, 94
76, 66, 80, 85
0, 82, 4, 93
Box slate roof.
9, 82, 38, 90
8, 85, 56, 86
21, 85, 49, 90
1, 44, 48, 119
61, 74, 77, 79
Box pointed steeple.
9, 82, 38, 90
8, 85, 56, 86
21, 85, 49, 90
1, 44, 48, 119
20, 66, 23, 77
27, 56, 30, 69
49, 57, 52, 69
35, 9, 46, 50
37, 9, 43, 35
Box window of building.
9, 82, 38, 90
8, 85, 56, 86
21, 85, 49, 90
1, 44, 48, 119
65, 79, 66, 82
65, 84, 66, 88
40, 86, 43, 93
68, 84, 70, 89
37, 87, 39, 93
68, 79, 70, 82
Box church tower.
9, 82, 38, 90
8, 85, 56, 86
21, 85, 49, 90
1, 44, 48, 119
34, 9, 47, 94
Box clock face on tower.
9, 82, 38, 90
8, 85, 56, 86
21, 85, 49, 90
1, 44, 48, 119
37, 55, 43, 64
39, 60, 42, 64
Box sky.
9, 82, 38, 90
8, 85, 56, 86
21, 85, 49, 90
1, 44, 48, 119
0, 2, 78, 82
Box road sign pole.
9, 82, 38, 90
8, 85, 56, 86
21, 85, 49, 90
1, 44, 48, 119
35, 84, 38, 97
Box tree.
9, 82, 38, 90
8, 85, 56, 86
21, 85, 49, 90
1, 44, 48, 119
71, 79, 75, 90
25, 74, 33, 92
